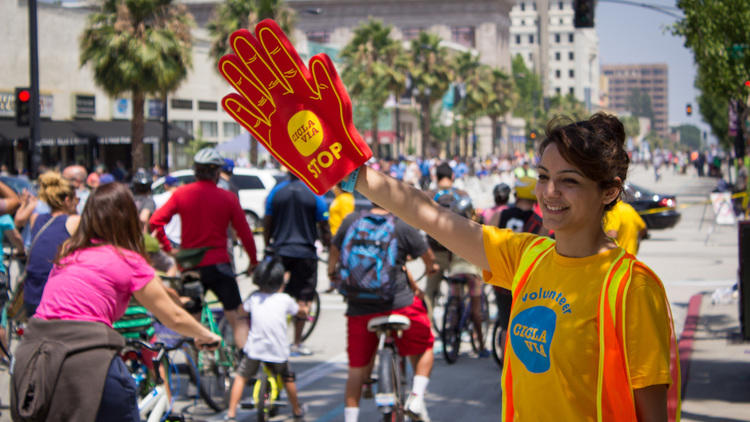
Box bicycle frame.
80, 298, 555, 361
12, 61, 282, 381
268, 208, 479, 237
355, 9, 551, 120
252, 363, 283, 421
368, 315, 411, 422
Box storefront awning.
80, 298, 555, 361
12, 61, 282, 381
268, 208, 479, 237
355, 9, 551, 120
0, 119, 192, 145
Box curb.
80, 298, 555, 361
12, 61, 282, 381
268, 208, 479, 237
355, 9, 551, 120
678, 293, 703, 398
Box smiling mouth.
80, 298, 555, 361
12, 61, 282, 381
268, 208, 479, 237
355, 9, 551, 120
544, 203, 568, 212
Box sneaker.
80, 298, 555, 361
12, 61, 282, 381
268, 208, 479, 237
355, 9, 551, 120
478, 349, 491, 358
290, 344, 313, 357
405, 393, 430, 422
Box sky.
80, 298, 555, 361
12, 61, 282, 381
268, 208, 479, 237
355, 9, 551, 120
595, 0, 711, 137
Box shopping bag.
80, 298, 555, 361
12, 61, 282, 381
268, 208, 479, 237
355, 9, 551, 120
218, 19, 372, 195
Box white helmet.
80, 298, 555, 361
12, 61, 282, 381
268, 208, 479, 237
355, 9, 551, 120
193, 148, 224, 166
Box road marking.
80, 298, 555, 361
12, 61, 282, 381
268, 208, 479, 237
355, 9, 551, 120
295, 352, 348, 389
314, 404, 346, 422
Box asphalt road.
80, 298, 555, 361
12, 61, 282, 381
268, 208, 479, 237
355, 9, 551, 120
0, 163, 739, 422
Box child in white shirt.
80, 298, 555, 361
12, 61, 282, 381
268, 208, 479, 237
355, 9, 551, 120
225, 256, 305, 421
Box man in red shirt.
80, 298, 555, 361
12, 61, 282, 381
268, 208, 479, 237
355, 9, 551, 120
150, 148, 258, 348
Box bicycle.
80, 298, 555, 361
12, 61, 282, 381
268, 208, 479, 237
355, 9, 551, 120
440, 274, 492, 364
122, 337, 192, 422
491, 288, 512, 368
161, 271, 236, 412
369, 314, 412, 422
248, 362, 285, 422
0, 247, 27, 363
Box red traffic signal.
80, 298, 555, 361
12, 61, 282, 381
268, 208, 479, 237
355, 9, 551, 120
529, 130, 538, 140
15, 87, 31, 127
686, 103, 692, 116
745, 80, 750, 87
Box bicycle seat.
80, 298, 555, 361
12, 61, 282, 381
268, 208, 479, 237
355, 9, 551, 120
367, 314, 411, 333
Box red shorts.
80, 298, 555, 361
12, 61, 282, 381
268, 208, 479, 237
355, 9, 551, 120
347, 297, 434, 368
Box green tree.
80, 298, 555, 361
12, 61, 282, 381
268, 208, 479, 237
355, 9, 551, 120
511, 54, 543, 122
207, 0, 296, 165
621, 115, 641, 141
340, 19, 406, 157
626, 88, 654, 124
672, 0, 750, 150
546, 93, 588, 121
481, 67, 515, 156
673, 124, 702, 150
80, 0, 194, 172
452, 51, 484, 156
407, 32, 454, 156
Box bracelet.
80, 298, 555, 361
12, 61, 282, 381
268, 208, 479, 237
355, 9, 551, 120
341, 167, 360, 192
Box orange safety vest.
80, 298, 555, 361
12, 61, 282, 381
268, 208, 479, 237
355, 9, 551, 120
501, 237, 681, 421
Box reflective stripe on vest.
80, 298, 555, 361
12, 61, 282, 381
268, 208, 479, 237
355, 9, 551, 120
502, 238, 680, 421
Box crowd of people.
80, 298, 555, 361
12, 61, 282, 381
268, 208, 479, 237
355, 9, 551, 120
0, 111, 689, 421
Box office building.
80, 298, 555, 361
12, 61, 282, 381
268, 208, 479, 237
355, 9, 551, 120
601, 63, 669, 138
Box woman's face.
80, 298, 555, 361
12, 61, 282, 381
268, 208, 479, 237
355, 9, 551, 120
535, 143, 616, 235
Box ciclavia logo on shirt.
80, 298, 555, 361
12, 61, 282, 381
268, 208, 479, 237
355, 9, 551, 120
510, 306, 556, 373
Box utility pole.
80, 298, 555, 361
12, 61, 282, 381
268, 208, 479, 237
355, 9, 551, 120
28, 0, 41, 178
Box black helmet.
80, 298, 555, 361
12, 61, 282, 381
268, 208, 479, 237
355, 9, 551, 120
253, 255, 285, 293
450, 195, 474, 219
493, 183, 511, 205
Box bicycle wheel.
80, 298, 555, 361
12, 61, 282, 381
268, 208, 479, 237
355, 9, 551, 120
299, 290, 320, 342
430, 280, 450, 336
377, 347, 404, 422
255, 372, 270, 422
491, 319, 508, 368
441, 296, 462, 364
187, 347, 231, 411
470, 292, 490, 354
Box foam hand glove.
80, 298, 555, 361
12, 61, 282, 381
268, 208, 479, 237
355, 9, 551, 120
219, 19, 372, 195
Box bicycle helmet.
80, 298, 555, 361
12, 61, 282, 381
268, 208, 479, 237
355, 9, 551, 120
450, 195, 474, 219
193, 148, 225, 166
222, 158, 235, 174
131, 169, 151, 193
253, 255, 286, 293
515, 177, 537, 201
493, 183, 511, 205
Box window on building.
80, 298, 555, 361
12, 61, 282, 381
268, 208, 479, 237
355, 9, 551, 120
560, 18, 564, 24
569, 51, 574, 60
521, 19, 525, 26
569, 69, 574, 78
75, 95, 96, 118
529, 34, 534, 44
199, 121, 218, 138
171, 98, 192, 110
516, 35, 521, 44
533, 1, 537, 10
569, 33, 574, 42
555, 69, 561, 78
198, 101, 217, 111
559, 1, 564, 9
528, 52, 533, 61
569, 87, 575, 95
555, 33, 561, 43
520, 2, 526, 11
451, 26, 475, 48
223, 121, 240, 138
306, 30, 330, 44
555, 52, 561, 61
173, 120, 193, 135
555, 87, 561, 94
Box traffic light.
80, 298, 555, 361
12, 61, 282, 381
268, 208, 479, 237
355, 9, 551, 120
574, 0, 595, 28
686, 103, 692, 116
529, 130, 538, 140
15, 87, 31, 127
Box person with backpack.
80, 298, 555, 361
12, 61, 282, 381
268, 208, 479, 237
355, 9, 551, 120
497, 177, 549, 236
423, 162, 470, 322
481, 183, 511, 226
328, 203, 437, 422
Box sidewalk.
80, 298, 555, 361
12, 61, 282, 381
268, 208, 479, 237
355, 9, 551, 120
679, 292, 750, 422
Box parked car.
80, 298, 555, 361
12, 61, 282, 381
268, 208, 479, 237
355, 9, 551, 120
623, 183, 681, 230
152, 168, 285, 231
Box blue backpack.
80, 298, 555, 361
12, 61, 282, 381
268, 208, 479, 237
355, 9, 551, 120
338, 212, 399, 303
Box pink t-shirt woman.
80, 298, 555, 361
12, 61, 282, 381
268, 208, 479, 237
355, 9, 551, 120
35, 244, 155, 327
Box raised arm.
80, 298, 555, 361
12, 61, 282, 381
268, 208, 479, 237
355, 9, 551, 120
354, 166, 489, 271
0, 181, 20, 215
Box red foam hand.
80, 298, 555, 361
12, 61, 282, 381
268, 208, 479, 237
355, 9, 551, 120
219, 19, 372, 195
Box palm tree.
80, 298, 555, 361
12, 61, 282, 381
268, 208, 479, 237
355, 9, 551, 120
207, 0, 296, 166
340, 19, 407, 157
80, 0, 194, 172
408, 32, 453, 157
483, 68, 515, 156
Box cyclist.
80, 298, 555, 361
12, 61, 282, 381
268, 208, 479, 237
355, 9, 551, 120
481, 183, 511, 226
264, 172, 331, 356
11, 182, 220, 422
423, 162, 471, 322
150, 148, 259, 349
226, 255, 305, 421
328, 202, 437, 422
132, 168, 157, 232
218, 158, 240, 197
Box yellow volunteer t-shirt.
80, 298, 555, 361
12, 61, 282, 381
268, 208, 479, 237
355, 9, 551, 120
329, 192, 355, 235
603, 201, 647, 255
482, 226, 671, 420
